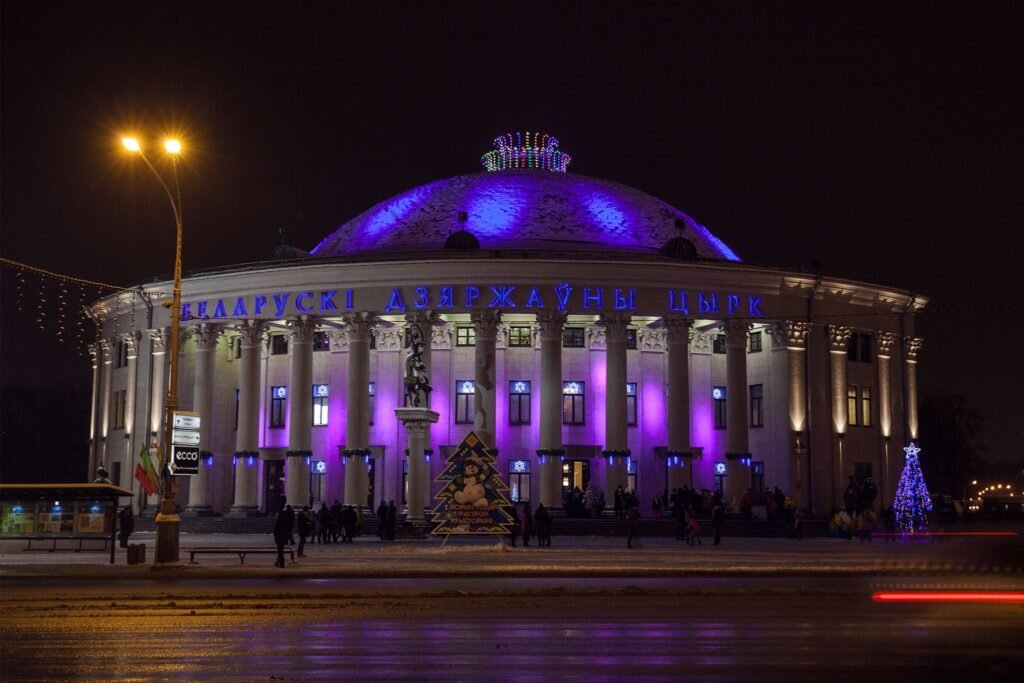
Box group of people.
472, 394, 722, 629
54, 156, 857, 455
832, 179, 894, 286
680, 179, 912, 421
508, 502, 552, 547
562, 486, 605, 518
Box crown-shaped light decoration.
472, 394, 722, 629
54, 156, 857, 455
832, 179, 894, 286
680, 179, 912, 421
481, 132, 572, 172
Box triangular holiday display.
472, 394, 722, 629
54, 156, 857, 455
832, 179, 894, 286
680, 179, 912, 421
893, 442, 932, 534
432, 430, 515, 535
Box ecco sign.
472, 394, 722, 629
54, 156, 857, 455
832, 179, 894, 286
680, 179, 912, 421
171, 445, 201, 476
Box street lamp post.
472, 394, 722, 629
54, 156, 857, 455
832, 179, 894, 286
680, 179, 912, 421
122, 136, 184, 565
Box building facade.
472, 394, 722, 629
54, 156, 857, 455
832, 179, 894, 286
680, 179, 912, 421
87, 135, 926, 518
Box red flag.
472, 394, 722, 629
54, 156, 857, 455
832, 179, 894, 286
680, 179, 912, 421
135, 463, 156, 496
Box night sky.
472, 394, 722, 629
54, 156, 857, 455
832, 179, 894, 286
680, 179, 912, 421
2, 2, 1021, 474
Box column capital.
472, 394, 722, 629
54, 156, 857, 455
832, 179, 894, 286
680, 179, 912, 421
328, 329, 349, 352
373, 326, 403, 352
691, 331, 714, 354
404, 310, 441, 327
905, 336, 923, 362
586, 324, 606, 350
470, 309, 502, 341
599, 312, 632, 341
638, 327, 667, 352
722, 319, 750, 347
88, 342, 101, 366
828, 324, 852, 353
343, 312, 377, 342
236, 319, 267, 348
663, 316, 693, 345
147, 329, 167, 354
432, 323, 453, 350
287, 316, 319, 344
535, 310, 568, 341
874, 331, 898, 358
770, 321, 810, 350
193, 323, 222, 351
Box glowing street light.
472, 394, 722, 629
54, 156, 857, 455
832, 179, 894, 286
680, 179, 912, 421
121, 133, 186, 566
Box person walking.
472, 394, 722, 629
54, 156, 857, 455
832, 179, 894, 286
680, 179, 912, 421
712, 491, 725, 546
283, 504, 296, 545
674, 498, 688, 541
626, 502, 640, 548
117, 506, 134, 549
341, 505, 357, 543
329, 500, 343, 543
508, 505, 521, 547
535, 503, 551, 547
297, 505, 312, 557
614, 485, 625, 520
687, 513, 703, 546
273, 509, 290, 567
376, 500, 388, 540
317, 503, 330, 544
522, 504, 534, 547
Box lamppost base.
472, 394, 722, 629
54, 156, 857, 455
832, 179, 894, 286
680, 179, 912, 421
153, 512, 181, 565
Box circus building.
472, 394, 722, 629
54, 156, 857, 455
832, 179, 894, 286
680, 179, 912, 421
87, 133, 927, 520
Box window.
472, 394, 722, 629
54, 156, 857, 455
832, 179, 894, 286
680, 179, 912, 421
368, 382, 375, 426
270, 386, 287, 428
750, 384, 764, 427
115, 341, 129, 368
111, 390, 126, 430
271, 335, 288, 355
312, 384, 329, 426
508, 326, 532, 347
234, 389, 239, 430
860, 386, 872, 427
508, 460, 531, 502
748, 331, 762, 353
627, 458, 638, 493
456, 327, 476, 347
847, 385, 859, 426
233, 337, 242, 359
402, 459, 408, 504
713, 334, 727, 354
626, 329, 637, 350
313, 331, 330, 351
369, 332, 376, 350
455, 380, 475, 423
509, 380, 531, 425
752, 461, 765, 495
848, 332, 872, 363
713, 386, 727, 429
562, 381, 586, 424
626, 382, 638, 426
563, 327, 585, 348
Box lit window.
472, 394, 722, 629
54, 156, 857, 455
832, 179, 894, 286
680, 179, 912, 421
627, 458, 638, 492
368, 382, 375, 426
750, 384, 763, 427
111, 390, 127, 430
562, 381, 586, 425
312, 384, 329, 426
748, 331, 762, 353
271, 335, 288, 355
713, 335, 727, 354
508, 326, 532, 347
456, 380, 475, 424
509, 380, 531, 425
313, 331, 330, 351
626, 383, 638, 426
456, 327, 476, 347
270, 386, 287, 428
861, 386, 872, 427
713, 386, 726, 429
508, 460, 531, 502
848, 385, 859, 426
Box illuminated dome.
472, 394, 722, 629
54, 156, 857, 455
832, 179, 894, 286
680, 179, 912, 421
311, 170, 740, 261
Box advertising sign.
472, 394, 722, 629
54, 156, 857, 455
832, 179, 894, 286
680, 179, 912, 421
431, 431, 515, 535
173, 412, 201, 430
171, 445, 201, 476
171, 429, 201, 446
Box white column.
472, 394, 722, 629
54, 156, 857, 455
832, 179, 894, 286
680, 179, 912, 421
828, 325, 852, 505
146, 329, 167, 507
905, 337, 923, 440
874, 331, 897, 503
88, 343, 102, 475
602, 313, 630, 501
231, 320, 265, 513
123, 333, 140, 446
664, 316, 692, 492
723, 319, 750, 506
344, 313, 375, 507
404, 312, 436, 518
536, 310, 567, 508
187, 324, 220, 511
471, 310, 501, 448
99, 338, 113, 468
286, 318, 317, 508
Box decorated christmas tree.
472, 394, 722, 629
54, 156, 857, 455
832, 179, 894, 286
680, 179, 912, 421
893, 442, 932, 534
432, 431, 515, 535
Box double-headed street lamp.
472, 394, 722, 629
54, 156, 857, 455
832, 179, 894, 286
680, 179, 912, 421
122, 135, 184, 565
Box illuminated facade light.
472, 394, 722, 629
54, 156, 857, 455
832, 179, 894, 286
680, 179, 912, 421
481, 132, 571, 172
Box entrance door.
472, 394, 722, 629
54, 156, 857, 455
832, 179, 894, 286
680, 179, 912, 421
264, 460, 286, 514
561, 459, 590, 495
366, 457, 377, 511
309, 460, 326, 507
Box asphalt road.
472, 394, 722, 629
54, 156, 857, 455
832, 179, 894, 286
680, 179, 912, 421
2, 576, 1021, 682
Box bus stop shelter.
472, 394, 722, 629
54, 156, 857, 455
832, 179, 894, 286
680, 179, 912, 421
0, 483, 134, 564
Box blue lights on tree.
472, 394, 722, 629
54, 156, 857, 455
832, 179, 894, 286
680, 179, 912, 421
893, 442, 932, 534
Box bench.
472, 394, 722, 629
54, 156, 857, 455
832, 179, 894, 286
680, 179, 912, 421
20, 537, 111, 552
187, 547, 296, 565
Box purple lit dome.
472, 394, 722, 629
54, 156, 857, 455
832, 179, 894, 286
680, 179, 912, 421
310, 170, 740, 261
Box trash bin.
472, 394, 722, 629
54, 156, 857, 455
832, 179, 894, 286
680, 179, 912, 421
127, 543, 146, 565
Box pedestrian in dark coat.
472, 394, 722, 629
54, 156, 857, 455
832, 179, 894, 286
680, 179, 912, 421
674, 498, 688, 541
712, 491, 725, 546
317, 503, 330, 544
329, 500, 343, 543
626, 504, 640, 548
283, 504, 296, 545
508, 505, 521, 547
376, 501, 388, 540
297, 506, 312, 557
614, 485, 625, 520
117, 507, 134, 548
385, 500, 397, 540
341, 505, 357, 543
522, 505, 534, 546
273, 510, 290, 567
535, 503, 551, 547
